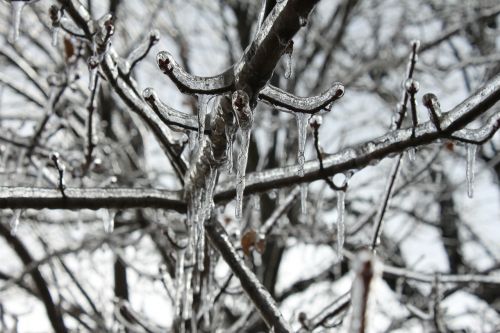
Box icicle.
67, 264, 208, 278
197, 95, 210, 146
336, 190, 345, 260
235, 126, 251, 220
182, 259, 193, 321
188, 131, 197, 151
300, 183, 307, 216
296, 113, 308, 177
299, 16, 308, 27
284, 40, 294, 80
408, 147, 416, 162
197, 224, 205, 272
174, 248, 186, 318
466, 144, 477, 198
285, 52, 293, 79
51, 27, 59, 47
103, 210, 116, 233
9, 209, 22, 236
225, 125, 237, 174
233, 90, 253, 221
88, 56, 99, 91
9, 1, 26, 43
49, 5, 61, 47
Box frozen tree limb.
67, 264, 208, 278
205, 216, 292, 333
100, 54, 188, 180
258, 82, 344, 113
143, 87, 201, 132
383, 265, 500, 285
215, 72, 500, 201
0, 223, 68, 333
157, 51, 235, 95
3, 75, 497, 211
55, 0, 188, 181
348, 251, 381, 333
123, 29, 160, 74
0, 187, 185, 211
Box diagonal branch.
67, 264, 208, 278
205, 217, 291, 333
0, 222, 68, 333
142, 88, 202, 133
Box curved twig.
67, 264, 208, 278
142, 88, 207, 133
258, 83, 344, 113
448, 112, 500, 145
157, 51, 234, 94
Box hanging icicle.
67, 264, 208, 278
296, 112, 308, 177
88, 56, 99, 91
336, 190, 345, 260
284, 40, 294, 80
300, 183, 307, 216
466, 144, 477, 198
197, 95, 210, 146
188, 131, 197, 151
9, 209, 22, 236
225, 124, 237, 174
103, 210, 116, 233
407, 147, 416, 162
49, 5, 61, 47
9, 1, 26, 43
232, 91, 254, 221
182, 254, 194, 321
174, 247, 186, 318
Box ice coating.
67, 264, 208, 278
9, 1, 26, 43
259, 83, 344, 113
235, 126, 252, 220
466, 144, 477, 198
157, 51, 234, 95
233, 91, 254, 221
285, 51, 293, 79
103, 210, 116, 233
174, 248, 186, 318
300, 183, 307, 216
296, 113, 308, 177
9, 209, 21, 236
336, 190, 345, 260
197, 94, 210, 146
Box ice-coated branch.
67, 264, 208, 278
123, 29, 160, 74
383, 264, 500, 286
371, 41, 421, 252
100, 54, 188, 180
50, 153, 66, 198
259, 186, 300, 236
214, 72, 500, 200
0, 222, 68, 333
0, 72, 45, 108
54, 1, 188, 180
143, 88, 202, 133
234, 0, 321, 98
348, 251, 381, 333
0, 187, 185, 211
205, 216, 292, 333
448, 111, 500, 145
258, 82, 344, 113
156, 51, 235, 94
422, 93, 442, 131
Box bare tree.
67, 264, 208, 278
0, 0, 499, 332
